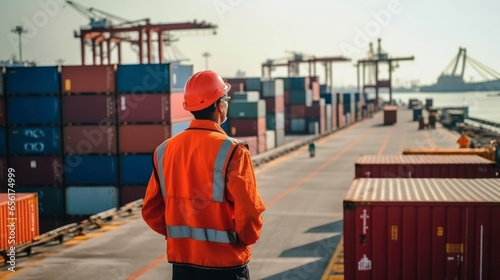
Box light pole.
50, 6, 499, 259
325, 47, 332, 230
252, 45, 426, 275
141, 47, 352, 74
11, 25, 28, 62
202, 52, 211, 69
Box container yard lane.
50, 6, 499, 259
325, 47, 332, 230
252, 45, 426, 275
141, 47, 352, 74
2, 108, 460, 280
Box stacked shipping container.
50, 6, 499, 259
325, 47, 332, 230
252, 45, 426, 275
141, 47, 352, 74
62, 65, 118, 217
261, 79, 285, 150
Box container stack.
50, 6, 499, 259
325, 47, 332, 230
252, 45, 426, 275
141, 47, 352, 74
343, 92, 355, 125
61, 65, 118, 219
6, 66, 65, 232
116, 64, 173, 205
305, 99, 326, 135
261, 79, 285, 150
285, 77, 313, 134
320, 85, 336, 133
336, 93, 346, 128
169, 64, 194, 136
228, 92, 266, 155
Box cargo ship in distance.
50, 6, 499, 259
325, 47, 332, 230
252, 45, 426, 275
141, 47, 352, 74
419, 48, 500, 92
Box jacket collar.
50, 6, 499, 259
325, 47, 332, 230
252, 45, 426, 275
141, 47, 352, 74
188, 119, 227, 135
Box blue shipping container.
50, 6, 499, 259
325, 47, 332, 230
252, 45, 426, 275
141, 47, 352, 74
116, 64, 170, 93
354, 93, 360, 102
17, 186, 65, 217
0, 128, 5, 156
343, 93, 352, 104
172, 120, 190, 136
9, 127, 61, 155
120, 155, 153, 185
65, 155, 117, 185
320, 93, 333, 104
6, 66, 60, 95
66, 186, 118, 215
170, 64, 193, 92
290, 77, 307, 90
244, 78, 261, 91
8, 96, 61, 125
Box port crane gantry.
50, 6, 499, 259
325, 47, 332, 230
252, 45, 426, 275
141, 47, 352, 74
65, 1, 217, 65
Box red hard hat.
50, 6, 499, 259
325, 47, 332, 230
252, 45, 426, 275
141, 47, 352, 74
183, 70, 231, 111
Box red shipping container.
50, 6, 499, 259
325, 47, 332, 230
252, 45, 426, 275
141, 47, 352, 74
263, 96, 285, 114
64, 125, 117, 154
284, 91, 290, 105
9, 156, 62, 186
311, 81, 320, 101
0, 193, 39, 251
224, 78, 246, 96
118, 94, 170, 123
119, 125, 170, 154
290, 105, 306, 118
305, 100, 325, 118
384, 105, 397, 125
62, 65, 116, 94
257, 133, 266, 154
344, 178, 500, 280
120, 185, 146, 205
63, 95, 115, 124
229, 117, 266, 137
170, 92, 192, 122
235, 136, 258, 155
336, 92, 343, 104
355, 155, 498, 178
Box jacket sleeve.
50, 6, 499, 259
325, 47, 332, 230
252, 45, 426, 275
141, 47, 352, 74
225, 144, 265, 245
142, 170, 167, 237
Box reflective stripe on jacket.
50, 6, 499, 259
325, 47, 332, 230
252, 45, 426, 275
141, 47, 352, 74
142, 120, 265, 268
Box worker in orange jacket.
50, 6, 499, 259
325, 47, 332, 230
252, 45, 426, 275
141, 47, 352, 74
457, 132, 471, 148
142, 70, 265, 280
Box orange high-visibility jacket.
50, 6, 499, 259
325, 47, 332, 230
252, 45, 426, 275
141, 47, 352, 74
142, 120, 265, 268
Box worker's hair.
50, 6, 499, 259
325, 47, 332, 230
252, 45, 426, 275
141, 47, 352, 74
191, 99, 221, 120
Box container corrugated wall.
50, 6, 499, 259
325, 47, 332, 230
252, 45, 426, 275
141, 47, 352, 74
6, 66, 59, 95
383, 105, 397, 125
10, 156, 63, 185
7, 96, 61, 125
0, 193, 39, 251
63, 95, 115, 124
116, 64, 170, 93
355, 155, 499, 178
9, 127, 61, 155
63, 125, 117, 154
64, 155, 117, 185
61, 65, 115, 94
120, 155, 153, 185
119, 125, 170, 153
344, 178, 500, 280
17, 187, 64, 217
118, 94, 170, 123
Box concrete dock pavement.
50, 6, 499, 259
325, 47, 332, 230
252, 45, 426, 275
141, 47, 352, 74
2, 107, 460, 280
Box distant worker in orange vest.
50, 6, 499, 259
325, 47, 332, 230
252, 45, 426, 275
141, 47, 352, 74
457, 132, 471, 148
142, 70, 265, 280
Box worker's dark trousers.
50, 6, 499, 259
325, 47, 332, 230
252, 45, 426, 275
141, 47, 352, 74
172, 264, 250, 280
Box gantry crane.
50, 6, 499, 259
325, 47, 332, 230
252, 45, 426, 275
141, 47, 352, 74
357, 38, 414, 107
65, 1, 217, 65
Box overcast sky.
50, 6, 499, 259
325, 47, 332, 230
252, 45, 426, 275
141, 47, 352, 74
1, 0, 499, 88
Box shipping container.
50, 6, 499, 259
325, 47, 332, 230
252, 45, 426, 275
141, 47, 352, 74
63, 95, 115, 124
0, 193, 39, 251
64, 155, 117, 185
170, 93, 193, 122
171, 120, 191, 136
289, 105, 306, 118
224, 78, 246, 95
266, 130, 276, 150
289, 77, 309, 90
7, 96, 61, 125
402, 148, 495, 161
408, 98, 419, 109
119, 125, 170, 154
308, 121, 319, 134
290, 118, 307, 134
261, 79, 285, 97
266, 113, 285, 130
0, 71, 3, 96
311, 81, 320, 101
120, 185, 146, 205
355, 155, 498, 178
9, 127, 61, 155
5, 66, 59, 95
120, 155, 153, 185
9, 156, 62, 186
170, 64, 193, 92
63, 125, 116, 154
66, 186, 118, 216
326, 104, 332, 133
263, 95, 285, 114
344, 178, 500, 280
61, 65, 115, 94
16, 187, 64, 217
118, 94, 170, 123
230, 117, 266, 137
320, 93, 333, 104
383, 105, 397, 125
244, 78, 261, 91
233, 91, 260, 101
425, 98, 433, 110
275, 128, 286, 147
229, 100, 266, 119
305, 99, 325, 118
290, 89, 312, 106
257, 133, 266, 154
116, 64, 170, 93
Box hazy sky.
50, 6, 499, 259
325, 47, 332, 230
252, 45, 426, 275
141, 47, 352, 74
1, 0, 499, 88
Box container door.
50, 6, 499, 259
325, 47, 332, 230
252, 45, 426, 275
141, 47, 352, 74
445, 207, 463, 280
